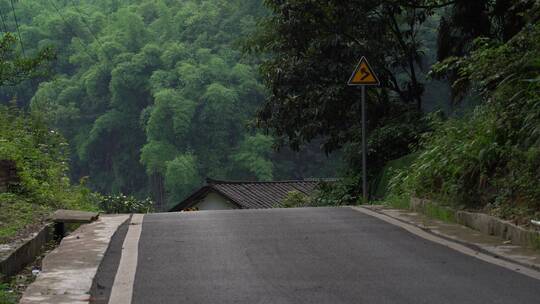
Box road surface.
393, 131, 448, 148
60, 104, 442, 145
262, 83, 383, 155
92, 207, 540, 304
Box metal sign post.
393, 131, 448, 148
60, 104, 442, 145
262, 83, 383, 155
348, 57, 380, 203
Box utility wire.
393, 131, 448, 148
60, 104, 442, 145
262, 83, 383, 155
0, 9, 9, 33
47, 0, 100, 62
9, 0, 24, 55
68, 0, 105, 49
47, 0, 110, 78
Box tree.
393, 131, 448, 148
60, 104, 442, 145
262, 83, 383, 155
232, 134, 274, 181
4, 0, 342, 209
165, 154, 201, 207
247, 0, 439, 165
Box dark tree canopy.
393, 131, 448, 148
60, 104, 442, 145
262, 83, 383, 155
1, 0, 536, 213
0, 0, 343, 210
434, 0, 539, 100
248, 0, 440, 158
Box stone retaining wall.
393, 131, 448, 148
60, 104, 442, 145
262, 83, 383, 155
410, 197, 540, 249
0, 224, 54, 281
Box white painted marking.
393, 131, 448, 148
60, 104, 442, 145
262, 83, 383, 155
109, 214, 144, 304
349, 206, 540, 281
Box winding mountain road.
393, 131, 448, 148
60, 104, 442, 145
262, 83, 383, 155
92, 207, 540, 304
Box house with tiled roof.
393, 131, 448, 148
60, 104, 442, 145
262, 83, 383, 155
169, 178, 332, 211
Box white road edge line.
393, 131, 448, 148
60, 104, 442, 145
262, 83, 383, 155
108, 214, 145, 304
349, 206, 540, 281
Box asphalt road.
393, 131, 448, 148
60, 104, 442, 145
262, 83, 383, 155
96, 207, 540, 304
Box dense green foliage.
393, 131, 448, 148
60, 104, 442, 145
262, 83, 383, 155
0, 0, 340, 210
0, 28, 96, 244
434, 0, 539, 101
0, 106, 97, 242
390, 5, 540, 222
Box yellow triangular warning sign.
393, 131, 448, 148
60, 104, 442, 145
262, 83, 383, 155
348, 57, 380, 86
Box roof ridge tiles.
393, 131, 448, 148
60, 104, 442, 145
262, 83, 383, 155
171, 178, 337, 211
205, 178, 336, 185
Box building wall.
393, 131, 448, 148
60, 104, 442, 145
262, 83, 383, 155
194, 192, 239, 211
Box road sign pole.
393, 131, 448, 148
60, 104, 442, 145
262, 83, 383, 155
361, 85, 367, 203
348, 56, 379, 204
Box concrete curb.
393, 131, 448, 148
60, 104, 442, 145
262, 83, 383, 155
350, 206, 540, 280
456, 211, 540, 248
0, 224, 54, 281
410, 197, 540, 249
361, 205, 540, 272
20, 215, 130, 304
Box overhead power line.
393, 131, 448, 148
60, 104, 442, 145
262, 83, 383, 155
0, 9, 9, 33
47, 0, 111, 77
47, 0, 100, 62
9, 0, 24, 55
68, 0, 105, 49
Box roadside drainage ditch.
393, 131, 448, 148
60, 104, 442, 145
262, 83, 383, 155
1, 210, 99, 302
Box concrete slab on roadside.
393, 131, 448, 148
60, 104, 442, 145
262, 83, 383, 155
20, 214, 130, 304
51, 210, 100, 223
361, 205, 540, 271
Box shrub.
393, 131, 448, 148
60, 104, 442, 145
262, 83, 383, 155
99, 194, 154, 214
281, 191, 311, 208
0, 106, 98, 242
0, 283, 16, 304
311, 178, 358, 206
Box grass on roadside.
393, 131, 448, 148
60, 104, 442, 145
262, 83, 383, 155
382, 195, 456, 224
381, 195, 411, 210
0, 198, 50, 243
0, 187, 99, 244
529, 234, 540, 251
0, 283, 16, 304
422, 202, 456, 223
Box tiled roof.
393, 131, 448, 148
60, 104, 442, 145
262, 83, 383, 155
170, 178, 333, 211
